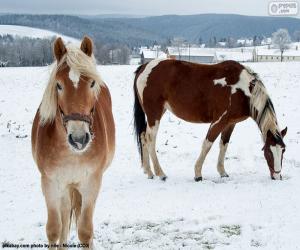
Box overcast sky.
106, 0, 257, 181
1, 0, 298, 17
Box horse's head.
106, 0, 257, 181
52, 36, 100, 152
263, 127, 287, 180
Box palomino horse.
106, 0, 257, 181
32, 37, 115, 248
133, 59, 287, 181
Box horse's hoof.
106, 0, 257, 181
148, 175, 154, 179
160, 176, 167, 181
221, 173, 229, 178
271, 173, 282, 180
194, 176, 203, 182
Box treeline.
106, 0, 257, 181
0, 35, 54, 67
0, 35, 130, 67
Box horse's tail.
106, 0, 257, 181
69, 188, 82, 231
133, 64, 147, 163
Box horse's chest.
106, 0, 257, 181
50, 163, 93, 188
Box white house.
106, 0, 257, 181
237, 39, 253, 47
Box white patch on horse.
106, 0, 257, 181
231, 69, 253, 96
194, 139, 213, 178
69, 68, 80, 88
210, 110, 227, 128
164, 102, 173, 113
136, 59, 166, 103
213, 77, 227, 87
218, 140, 228, 166
270, 145, 283, 173
52, 162, 91, 191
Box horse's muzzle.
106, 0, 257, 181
68, 132, 90, 151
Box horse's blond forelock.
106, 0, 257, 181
39, 44, 103, 126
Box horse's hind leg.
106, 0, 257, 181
146, 121, 167, 180
217, 124, 235, 178
141, 131, 154, 179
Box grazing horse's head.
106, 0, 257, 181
263, 127, 287, 180
39, 36, 103, 152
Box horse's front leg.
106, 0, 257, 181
42, 176, 62, 250
77, 174, 102, 249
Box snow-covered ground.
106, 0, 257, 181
0, 25, 79, 43
0, 62, 299, 249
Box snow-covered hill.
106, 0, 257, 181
0, 63, 299, 249
0, 24, 78, 43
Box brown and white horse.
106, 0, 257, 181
133, 59, 287, 181
32, 37, 115, 248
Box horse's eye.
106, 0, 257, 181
56, 83, 62, 91
90, 81, 95, 88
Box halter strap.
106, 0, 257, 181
60, 108, 94, 136
62, 113, 92, 125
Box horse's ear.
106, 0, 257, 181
281, 127, 287, 137
80, 36, 93, 57
53, 37, 66, 62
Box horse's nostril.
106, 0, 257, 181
83, 133, 90, 145
68, 134, 74, 144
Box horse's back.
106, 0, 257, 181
135, 59, 248, 124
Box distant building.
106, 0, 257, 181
166, 47, 216, 63
261, 38, 272, 46
140, 48, 167, 64
253, 48, 300, 62
237, 39, 253, 47
217, 42, 226, 47
129, 55, 141, 65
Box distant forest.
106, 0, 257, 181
0, 35, 130, 67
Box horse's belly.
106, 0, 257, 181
164, 101, 212, 123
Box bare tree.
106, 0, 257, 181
272, 29, 291, 62
293, 30, 300, 42
226, 37, 236, 48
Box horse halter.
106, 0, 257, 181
60, 107, 94, 136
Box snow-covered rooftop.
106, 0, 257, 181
141, 49, 167, 59
167, 47, 215, 57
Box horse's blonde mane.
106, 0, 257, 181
246, 66, 280, 141
39, 44, 103, 125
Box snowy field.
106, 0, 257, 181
0, 25, 79, 43
0, 62, 300, 249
